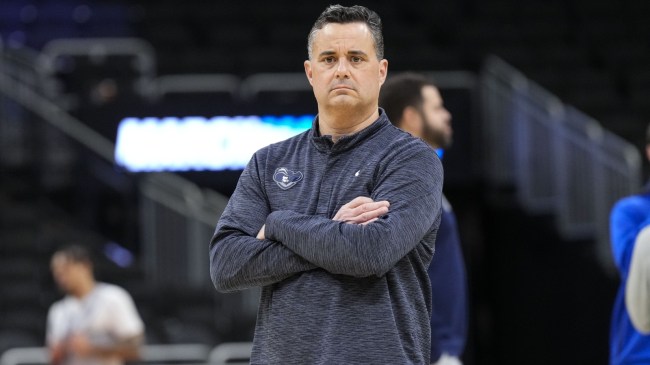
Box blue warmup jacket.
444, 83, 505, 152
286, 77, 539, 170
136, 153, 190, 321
429, 195, 468, 361
610, 182, 650, 365
210, 110, 443, 364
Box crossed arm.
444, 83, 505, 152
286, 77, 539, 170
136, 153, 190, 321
210, 147, 441, 292
211, 193, 392, 292
257, 197, 389, 239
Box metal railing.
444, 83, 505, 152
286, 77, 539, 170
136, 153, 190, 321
0, 343, 241, 365
481, 56, 642, 271
38, 37, 157, 103
0, 342, 253, 365
481, 58, 522, 186
155, 73, 241, 100
239, 72, 311, 101
139, 172, 228, 288
0, 45, 227, 289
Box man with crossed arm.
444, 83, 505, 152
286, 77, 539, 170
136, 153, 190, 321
210, 4, 443, 364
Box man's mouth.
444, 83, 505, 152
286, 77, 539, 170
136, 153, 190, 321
332, 84, 354, 91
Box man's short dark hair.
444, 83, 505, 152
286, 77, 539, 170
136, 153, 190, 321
54, 244, 93, 266
380, 73, 435, 127
307, 4, 384, 60
646, 123, 650, 145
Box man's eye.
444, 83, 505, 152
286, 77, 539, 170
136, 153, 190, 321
351, 56, 362, 63
324, 57, 335, 64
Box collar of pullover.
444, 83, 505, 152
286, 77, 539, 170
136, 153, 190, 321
310, 108, 390, 154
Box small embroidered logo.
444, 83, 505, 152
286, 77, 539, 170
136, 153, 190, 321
354, 170, 361, 177
273, 167, 303, 190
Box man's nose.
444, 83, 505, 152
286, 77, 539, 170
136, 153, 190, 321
335, 59, 351, 79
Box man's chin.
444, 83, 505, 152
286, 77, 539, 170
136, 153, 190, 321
327, 96, 357, 108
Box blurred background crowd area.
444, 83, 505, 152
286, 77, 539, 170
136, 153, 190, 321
0, 0, 649, 364
1, 0, 650, 140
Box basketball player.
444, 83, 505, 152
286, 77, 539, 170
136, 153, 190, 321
47, 245, 144, 365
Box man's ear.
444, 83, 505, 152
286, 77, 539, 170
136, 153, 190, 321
304, 60, 313, 86
378, 59, 388, 85
400, 106, 421, 137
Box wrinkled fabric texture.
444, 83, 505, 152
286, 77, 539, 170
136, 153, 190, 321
210, 110, 443, 364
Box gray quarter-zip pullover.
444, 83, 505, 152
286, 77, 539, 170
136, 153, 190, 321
210, 109, 443, 364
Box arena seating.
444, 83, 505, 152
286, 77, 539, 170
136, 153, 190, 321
2, 0, 647, 146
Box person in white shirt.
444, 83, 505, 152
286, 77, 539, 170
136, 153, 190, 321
46, 245, 145, 365
626, 224, 650, 334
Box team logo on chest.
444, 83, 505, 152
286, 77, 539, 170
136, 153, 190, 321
273, 167, 303, 190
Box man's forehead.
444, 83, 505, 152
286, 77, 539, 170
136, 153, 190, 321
313, 22, 375, 50
51, 254, 71, 266
51, 253, 84, 268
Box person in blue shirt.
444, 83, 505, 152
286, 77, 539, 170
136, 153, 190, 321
380, 73, 469, 365
609, 124, 650, 365
626, 224, 650, 334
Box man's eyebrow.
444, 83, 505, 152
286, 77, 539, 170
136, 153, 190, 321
317, 50, 369, 58
348, 50, 368, 57
318, 50, 337, 57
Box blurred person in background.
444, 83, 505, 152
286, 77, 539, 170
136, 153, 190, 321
609, 124, 650, 364
210, 4, 443, 364
380, 73, 468, 365
626, 225, 650, 334
47, 244, 144, 365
